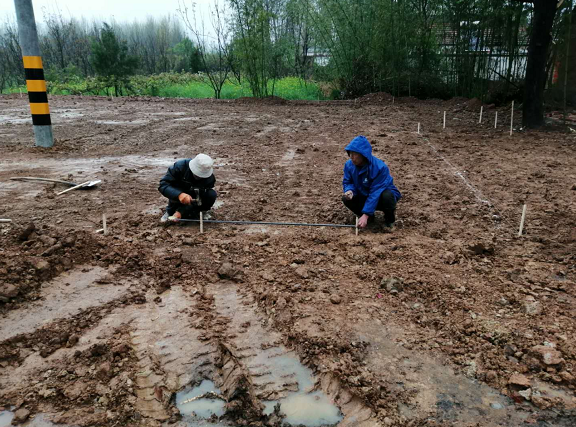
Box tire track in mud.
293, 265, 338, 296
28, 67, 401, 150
127, 286, 216, 422
207, 281, 377, 426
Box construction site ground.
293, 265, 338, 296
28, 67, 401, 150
0, 93, 575, 427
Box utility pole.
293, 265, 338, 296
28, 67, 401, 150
14, 0, 53, 147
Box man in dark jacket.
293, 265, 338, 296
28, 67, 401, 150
158, 154, 217, 223
342, 135, 401, 229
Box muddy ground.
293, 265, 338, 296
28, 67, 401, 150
0, 93, 575, 427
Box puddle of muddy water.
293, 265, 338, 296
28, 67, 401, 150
176, 380, 226, 418
275, 391, 343, 426
257, 353, 342, 426
0, 412, 58, 427
0, 411, 13, 427
95, 119, 148, 125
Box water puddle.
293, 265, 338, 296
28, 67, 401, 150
176, 380, 226, 418
275, 391, 343, 426
95, 119, 148, 125
0, 114, 31, 124
0, 412, 59, 427
256, 353, 342, 426
0, 411, 13, 427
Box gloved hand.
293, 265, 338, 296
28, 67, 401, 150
344, 190, 354, 200
178, 193, 192, 205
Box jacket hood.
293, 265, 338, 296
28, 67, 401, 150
345, 135, 373, 162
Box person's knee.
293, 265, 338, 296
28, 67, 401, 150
201, 189, 217, 209
380, 191, 396, 209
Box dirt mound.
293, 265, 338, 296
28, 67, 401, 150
0, 225, 101, 310
235, 95, 288, 105
356, 92, 394, 104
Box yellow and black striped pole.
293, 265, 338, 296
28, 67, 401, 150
14, 0, 53, 147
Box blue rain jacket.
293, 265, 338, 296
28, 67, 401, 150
343, 135, 401, 215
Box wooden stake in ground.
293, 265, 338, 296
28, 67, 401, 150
417, 123, 421, 134
479, 106, 483, 124
518, 204, 527, 237
495, 111, 498, 128
355, 217, 359, 236
510, 101, 514, 136
0, 219, 12, 223
103, 213, 107, 235
443, 111, 446, 129
200, 211, 204, 234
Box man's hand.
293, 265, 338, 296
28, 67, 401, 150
344, 190, 354, 200
178, 193, 192, 205
358, 214, 370, 228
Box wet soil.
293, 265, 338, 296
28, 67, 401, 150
1, 93, 575, 426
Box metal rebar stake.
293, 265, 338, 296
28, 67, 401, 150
171, 218, 356, 229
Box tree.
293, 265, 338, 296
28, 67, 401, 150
91, 23, 138, 96
179, 0, 232, 99
172, 37, 202, 72
522, 0, 562, 128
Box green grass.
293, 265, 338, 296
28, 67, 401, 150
3, 76, 328, 100
157, 77, 324, 100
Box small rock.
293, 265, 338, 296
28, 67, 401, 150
112, 343, 130, 355
560, 371, 574, 383
31, 259, 50, 272
518, 388, 532, 400
12, 408, 30, 424
276, 297, 287, 310
62, 235, 76, 247
523, 296, 541, 316
383, 417, 393, 426
329, 295, 342, 305
508, 373, 531, 388
294, 266, 309, 279
217, 262, 238, 280
261, 272, 275, 282
381, 277, 404, 292
96, 361, 112, 380
17, 222, 35, 241
486, 371, 498, 382
0, 284, 19, 300
42, 242, 63, 257
490, 402, 504, 409
531, 345, 563, 365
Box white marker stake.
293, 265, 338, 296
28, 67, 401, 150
494, 111, 498, 128
19, 88, 22, 98
392, 96, 394, 104
103, 213, 107, 235
355, 217, 359, 236
510, 101, 514, 136
443, 111, 446, 129
417, 123, 420, 134
479, 106, 483, 124
200, 211, 204, 233
518, 204, 527, 237
0, 219, 12, 223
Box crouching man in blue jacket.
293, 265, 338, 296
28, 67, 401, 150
342, 135, 401, 229
158, 153, 217, 223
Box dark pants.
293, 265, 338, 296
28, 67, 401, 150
342, 189, 397, 224
166, 189, 217, 218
